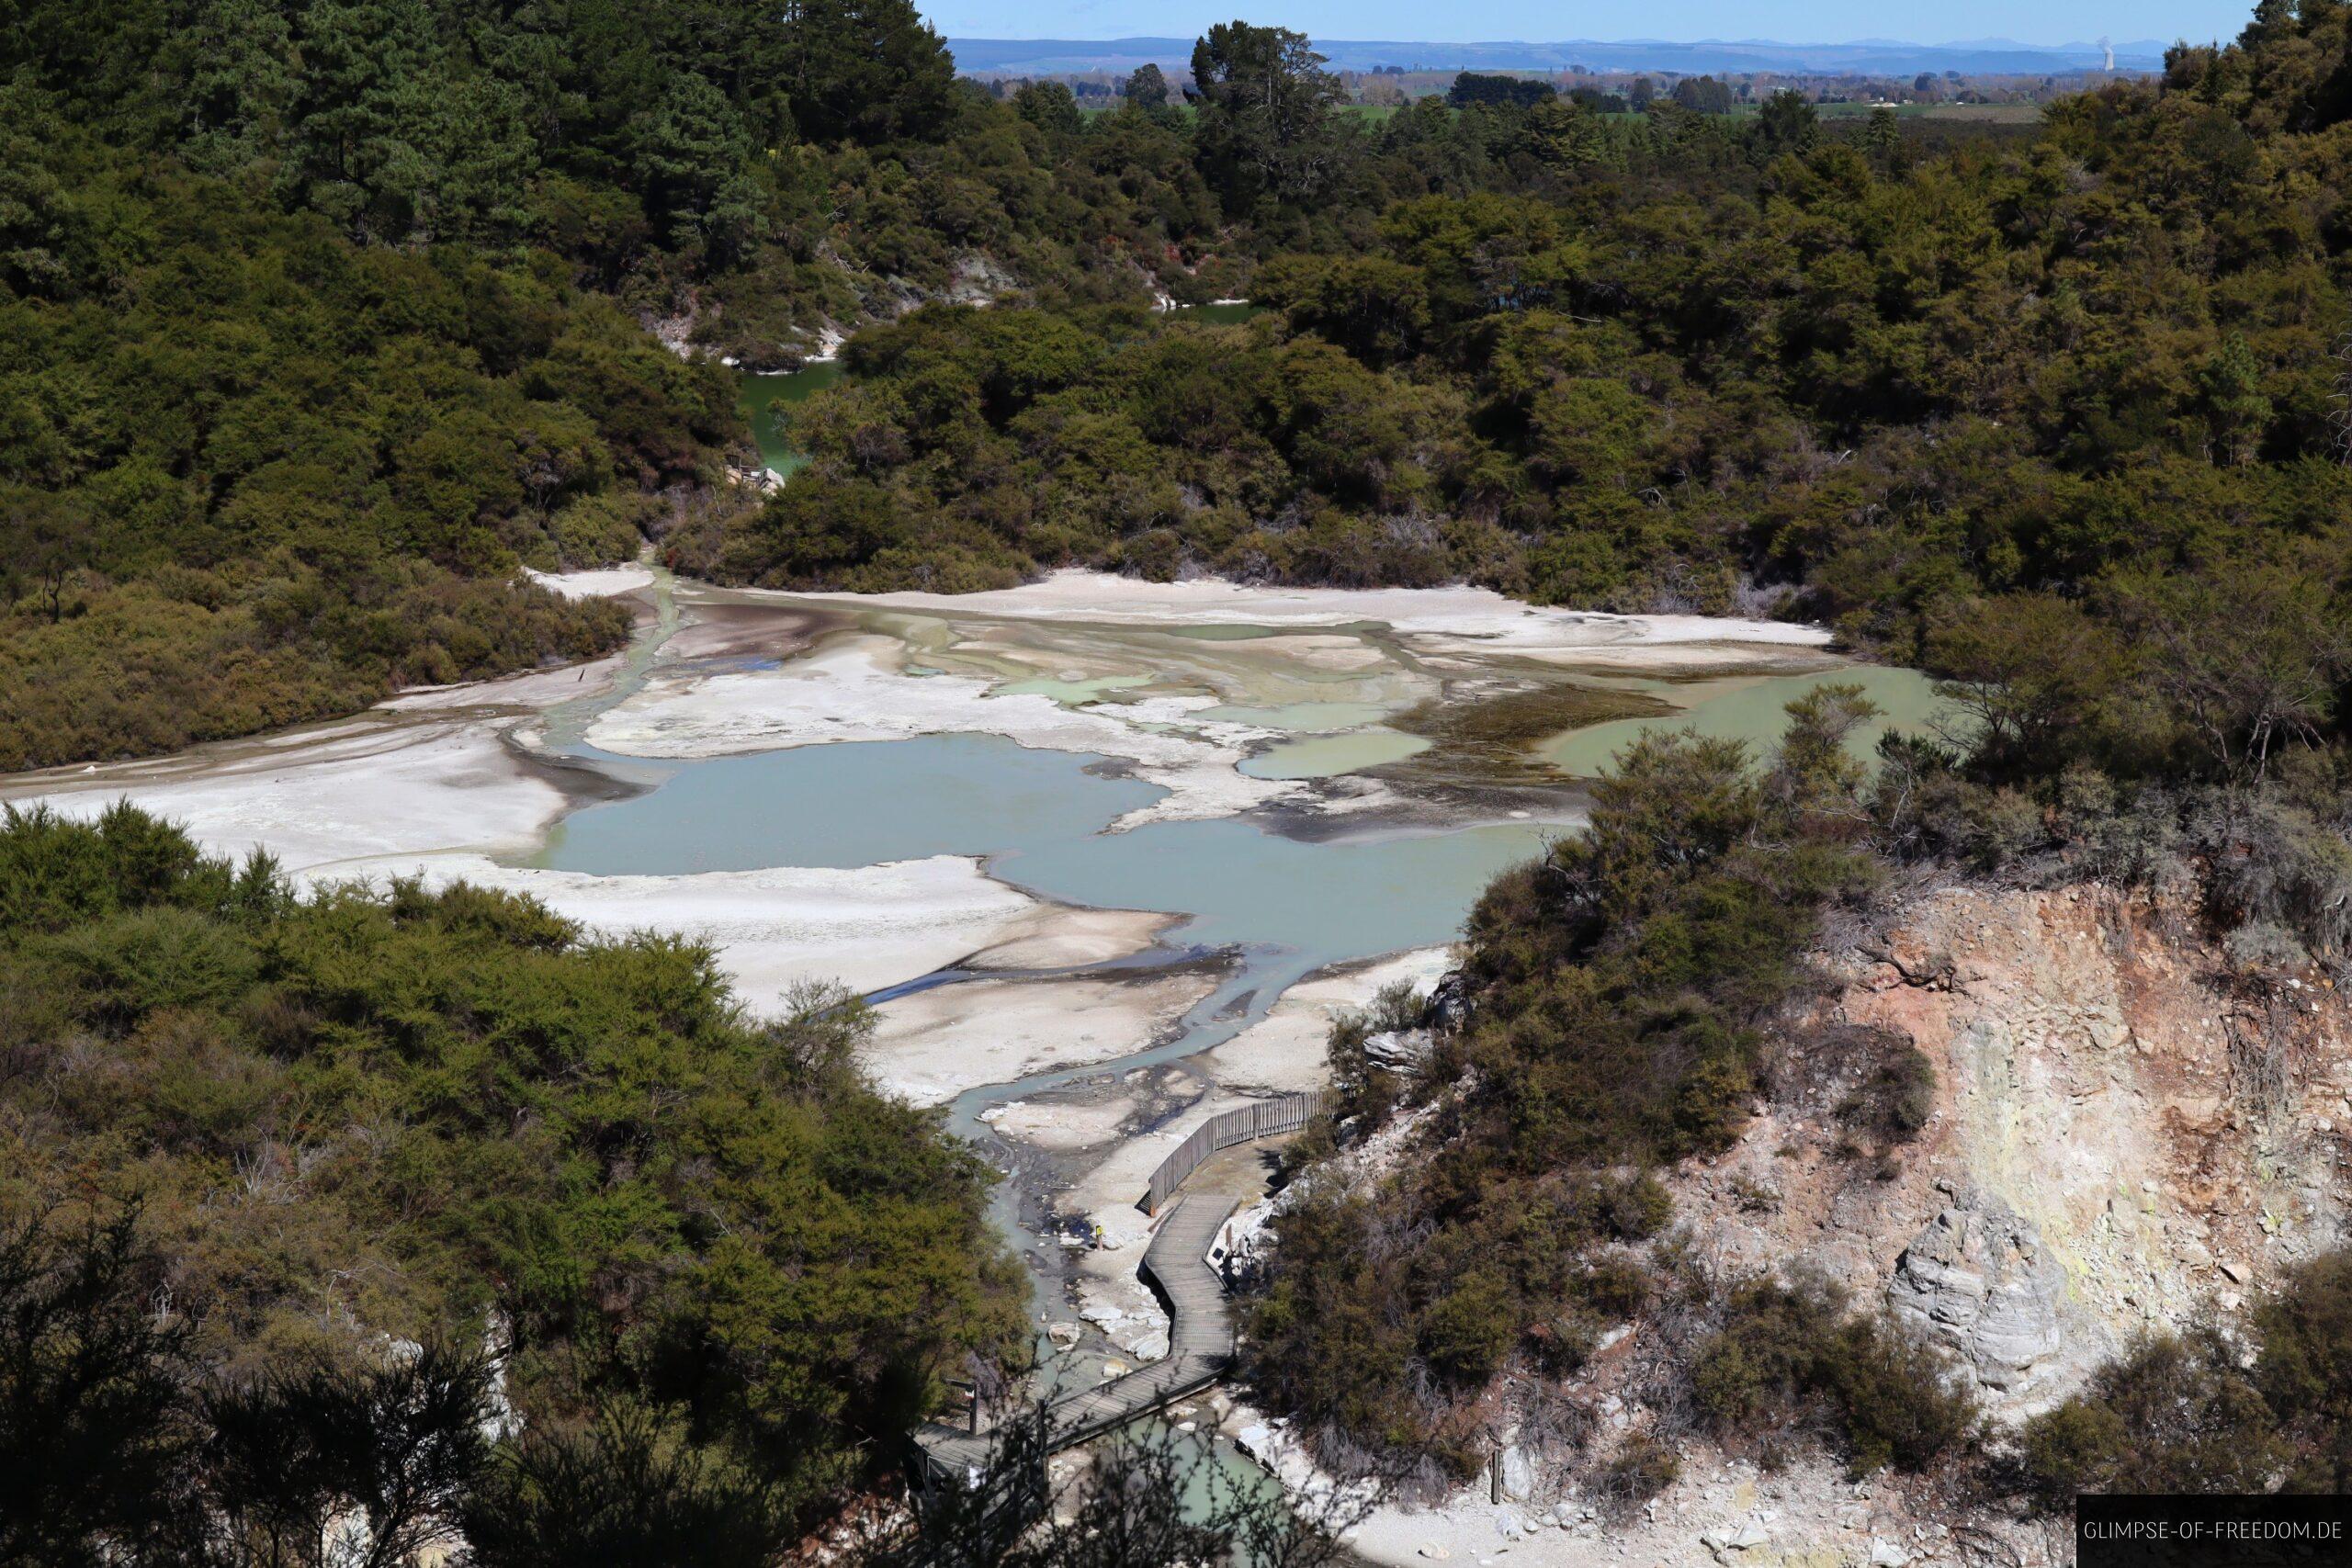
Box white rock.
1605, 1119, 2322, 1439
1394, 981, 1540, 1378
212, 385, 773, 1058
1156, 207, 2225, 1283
1363, 1028, 1434, 1072
1887, 1201, 2064, 1390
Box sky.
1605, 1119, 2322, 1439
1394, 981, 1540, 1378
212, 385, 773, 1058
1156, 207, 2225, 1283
920, 0, 2254, 50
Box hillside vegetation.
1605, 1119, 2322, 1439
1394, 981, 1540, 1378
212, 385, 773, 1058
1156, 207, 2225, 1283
1237, 0, 2352, 1507
6, 0, 2352, 1554
0, 804, 1023, 1559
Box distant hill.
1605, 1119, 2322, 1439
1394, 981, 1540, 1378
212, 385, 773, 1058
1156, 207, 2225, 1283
946, 35, 2173, 76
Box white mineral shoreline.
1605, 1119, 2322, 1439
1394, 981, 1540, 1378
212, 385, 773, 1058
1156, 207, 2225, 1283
581, 631, 1306, 829
750, 568, 1833, 649
1, 570, 1820, 1123
863, 969, 1227, 1108
583, 575, 1838, 831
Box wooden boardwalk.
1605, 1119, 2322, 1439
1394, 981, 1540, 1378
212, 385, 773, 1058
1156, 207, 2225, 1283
917, 1193, 1240, 1485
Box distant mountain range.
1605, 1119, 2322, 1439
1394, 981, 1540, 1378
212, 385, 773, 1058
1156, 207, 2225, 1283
946, 35, 2175, 76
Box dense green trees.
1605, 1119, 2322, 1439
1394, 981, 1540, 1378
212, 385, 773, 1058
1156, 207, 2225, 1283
1190, 24, 1353, 209
0, 805, 1025, 1550
708, 24, 2349, 723
0, 112, 741, 769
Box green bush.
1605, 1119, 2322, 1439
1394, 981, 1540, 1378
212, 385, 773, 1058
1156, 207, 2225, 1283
2256, 1253, 2352, 1491
1833, 1030, 1937, 1150
1251, 711, 1879, 1472
2018, 1252, 2352, 1507
1693, 1280, 1976, 1476
0, 807, 1025, 1531
2018, 1330, 2288, 1502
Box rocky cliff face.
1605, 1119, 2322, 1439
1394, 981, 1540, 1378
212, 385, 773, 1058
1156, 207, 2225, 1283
1261, 877, 2352, 1566
1678, 879, 2352, 1416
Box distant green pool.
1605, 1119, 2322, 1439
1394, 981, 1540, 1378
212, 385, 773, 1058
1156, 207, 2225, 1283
1238, 728, 1431, 780
738, 361, 843, 478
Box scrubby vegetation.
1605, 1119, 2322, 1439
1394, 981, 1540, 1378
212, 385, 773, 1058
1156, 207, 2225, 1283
707, 14, 2352, 655
8, 0, 2352, 1544
0, 804, 1023, 1558
1247, 692, 1891, 1482
1691, 1279, 1978, 1477
0, 115, 733, 770
2020, 1250, 2352, 1502
13, 0, 2350, 783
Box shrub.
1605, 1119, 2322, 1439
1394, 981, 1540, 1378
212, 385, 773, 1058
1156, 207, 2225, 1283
2018, 1330, 2287, 1503
1693, 1280, 1975, 1476
1834, 1032, 1936, 1147
0, 806, 1025, 1534
1256, 712, 1880, 1477
1826, 1316, 1977, 1474
458, 1405, 792, 1568
2255, 1252, 2352, 1491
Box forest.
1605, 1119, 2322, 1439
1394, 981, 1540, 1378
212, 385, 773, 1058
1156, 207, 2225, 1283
0, 804, 1023, 1561
6, 0, 2352, 1558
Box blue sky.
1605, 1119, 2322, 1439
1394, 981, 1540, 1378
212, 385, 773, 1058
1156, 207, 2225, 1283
922, 0, 2253, 50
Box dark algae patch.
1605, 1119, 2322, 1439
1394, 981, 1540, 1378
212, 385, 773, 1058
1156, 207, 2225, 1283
1387, 682, 1677, 785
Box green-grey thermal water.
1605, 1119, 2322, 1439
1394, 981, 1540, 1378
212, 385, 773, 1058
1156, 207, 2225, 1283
536, 727, 1553, 1342
537, 734, 1548, 1020
1197, 701, 1396, 732
1537, 663, 1957, 778
1238, 728, 1432, 780
993, 672, 1157, 705
739, 361, 843, 478
534, 724, 1534, 1555
1179, 301, 1262, 325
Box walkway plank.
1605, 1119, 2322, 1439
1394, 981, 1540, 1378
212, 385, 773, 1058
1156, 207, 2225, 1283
917, 1193, 1240, 1484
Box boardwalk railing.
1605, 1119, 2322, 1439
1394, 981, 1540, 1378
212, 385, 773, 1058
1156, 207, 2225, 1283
915, 1194, 1240, 1486
1139, 1091, 1323, 1213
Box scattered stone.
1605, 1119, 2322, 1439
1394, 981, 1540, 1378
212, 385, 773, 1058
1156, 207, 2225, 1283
1428, 971, 1470, 1031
